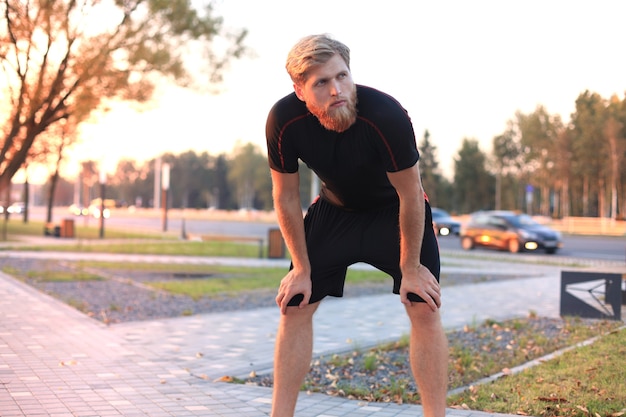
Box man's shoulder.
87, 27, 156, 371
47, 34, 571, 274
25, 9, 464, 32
271, 92, 304, 114
356, 85, 408, 118
356, 84, 402, 107
267, 91, 308, 129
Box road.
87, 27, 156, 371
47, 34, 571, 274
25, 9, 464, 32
106, 210, 626, 263
437, 233, 626, 263
20, 206, 626, 263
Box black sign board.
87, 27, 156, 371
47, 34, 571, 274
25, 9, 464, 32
560, 271, 623, 321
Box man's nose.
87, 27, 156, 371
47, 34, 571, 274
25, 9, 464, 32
330, 80, 341, 96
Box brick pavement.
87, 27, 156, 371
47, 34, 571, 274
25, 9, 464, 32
1, 249, 623, 417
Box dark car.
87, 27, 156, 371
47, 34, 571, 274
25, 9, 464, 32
460, 210, 562, 254
431, 207, 461, 236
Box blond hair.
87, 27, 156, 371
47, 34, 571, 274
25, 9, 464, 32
285, 34, 351, 85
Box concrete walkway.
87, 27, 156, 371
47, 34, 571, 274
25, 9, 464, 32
0, 248, 623, 417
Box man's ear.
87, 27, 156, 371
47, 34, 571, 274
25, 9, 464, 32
293, 83, 305, 101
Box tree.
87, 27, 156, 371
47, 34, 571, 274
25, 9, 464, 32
604, 95, 625, 220
212, 154, 233, 209
167, 150, 213, 209
453, 138, 494, 214
0, 0, 248, 197
552, 127, 574, 218
491, 125, 521, 211
515, 106, 563, 216
418, 130, 441, 205
570, 91, 608, 216
110, 158, 146, 207
227, 143, 271, 210
44, 119, 77, 223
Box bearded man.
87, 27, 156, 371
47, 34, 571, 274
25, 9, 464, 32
265, 34, 449, 417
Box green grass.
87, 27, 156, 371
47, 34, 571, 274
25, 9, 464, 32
0, 218, 154, 239
294, 315, 624, 416
145, 267, 286, 300
448, 325, 626, 417
26, 270, 102, 282
145, 265, 389, 299
39, 240, 261, 257
5, 259, 392, 301
1, 265, 103, 283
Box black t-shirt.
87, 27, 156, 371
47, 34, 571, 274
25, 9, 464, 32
266, 85, 419, 211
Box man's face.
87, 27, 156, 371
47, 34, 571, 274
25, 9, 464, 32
294, 54, 357, 132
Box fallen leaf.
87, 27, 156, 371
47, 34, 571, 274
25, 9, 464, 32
214, 375, 233, 382
537, 396, 567, 403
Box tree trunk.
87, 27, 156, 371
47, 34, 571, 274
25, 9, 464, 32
541, 184, 550, 216
23, 178, 29, 223
1, 182, 10, 241
46, 172, 58, 224
561, 178, 570, 218
583, 177, 589, 216
598, 177, 605, 218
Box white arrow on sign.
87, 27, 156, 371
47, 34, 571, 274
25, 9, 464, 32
565, 279, 614, 317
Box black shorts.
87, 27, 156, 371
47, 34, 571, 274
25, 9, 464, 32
287, 198, 440, 306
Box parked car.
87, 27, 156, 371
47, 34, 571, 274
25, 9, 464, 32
69, 204, 89, 216
431, 207, 461, 236
460, 210, 562, 254
69, 203, 110, 219
7, 202, 25, 214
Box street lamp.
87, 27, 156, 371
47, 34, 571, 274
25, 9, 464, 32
161, 163, 170, 232
99, 170, 106, 239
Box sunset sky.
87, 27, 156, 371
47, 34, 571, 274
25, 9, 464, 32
62, 0, 626, 181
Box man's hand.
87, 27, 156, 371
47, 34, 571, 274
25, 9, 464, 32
275, 268, 312, 314
399, 265, 441, 312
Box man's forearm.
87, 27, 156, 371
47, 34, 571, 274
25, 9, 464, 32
398, 194, 426, 272
275, 200, 311, 272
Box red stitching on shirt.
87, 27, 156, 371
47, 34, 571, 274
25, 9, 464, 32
357, 116, 399, 171
277, 114, 309, 171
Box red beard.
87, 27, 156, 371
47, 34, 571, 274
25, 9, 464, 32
307, 88, 358, 132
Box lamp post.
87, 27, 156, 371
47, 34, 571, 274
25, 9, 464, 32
99, 170, 106, 239
161, 163, 170, 232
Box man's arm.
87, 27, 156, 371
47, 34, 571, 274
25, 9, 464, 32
387, 163, 441, 311
270, 169, 313, 313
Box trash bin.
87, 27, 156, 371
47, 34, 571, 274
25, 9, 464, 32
268, 228, 285, 259
44, 223, 55, 236
60, 218, 75, 238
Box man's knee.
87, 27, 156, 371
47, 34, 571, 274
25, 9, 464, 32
405, 303, 443, 329
280, 302, 320, 322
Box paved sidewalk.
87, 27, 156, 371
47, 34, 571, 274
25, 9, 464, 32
0, 250, 622, 417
